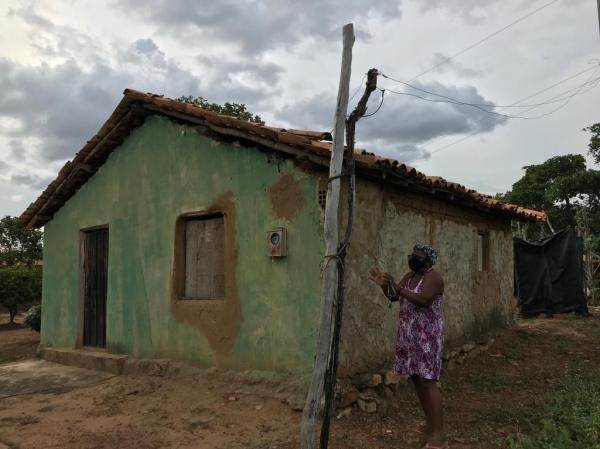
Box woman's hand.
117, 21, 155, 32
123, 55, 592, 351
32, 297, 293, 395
368, 265, 394, 288
368, 265, 385, 287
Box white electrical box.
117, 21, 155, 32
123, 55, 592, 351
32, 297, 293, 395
267, 228, 287, 257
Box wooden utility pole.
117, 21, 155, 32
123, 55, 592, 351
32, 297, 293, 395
319, 68, 379, 449
597, 0, 600, 38
300, 23, 354, 449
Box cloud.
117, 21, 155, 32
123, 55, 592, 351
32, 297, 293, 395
115, 0, 402, 55
0, 161, 9, 174
363, 81, 507, 142
10, 173, 54, 190
275, 80, 507, 161
196, 55, 284, 87
135, 38, 160, 54
276, 92, 336, 131
0, 4, 284, 169
0, 32, 275, 164
12, 7, 104, 64
431, 53, 484, 78
420, 0, 503, 25
0, 58, 131, 162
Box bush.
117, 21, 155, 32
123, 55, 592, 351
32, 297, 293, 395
24, 304, 41, 332
0, 265, 42, 323
508, 370, 600, 448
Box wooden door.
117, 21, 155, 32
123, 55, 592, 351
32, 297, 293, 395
82, 228, 109, 348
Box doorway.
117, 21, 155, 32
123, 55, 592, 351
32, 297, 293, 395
81, 227, 109, 348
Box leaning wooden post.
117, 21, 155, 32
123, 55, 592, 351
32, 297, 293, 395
300, 23, 354, 449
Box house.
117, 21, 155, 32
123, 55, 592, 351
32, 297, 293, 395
19, 89, 544, 375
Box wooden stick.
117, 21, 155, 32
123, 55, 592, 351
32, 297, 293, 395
319, 68, 378, 449
597, 0, 600, 39
300, 23, 354, 449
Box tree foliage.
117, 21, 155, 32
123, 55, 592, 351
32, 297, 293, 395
501, 154, 590, 230
24, 304, 41, 332
0, 265, 42, 323
176, 96, 265, 125
584, 123, 600, 165
0, 216, 43, 267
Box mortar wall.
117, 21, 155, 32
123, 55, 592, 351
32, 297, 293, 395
339, 179, 515, 376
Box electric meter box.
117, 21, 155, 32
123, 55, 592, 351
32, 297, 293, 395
267, 228, 287, 257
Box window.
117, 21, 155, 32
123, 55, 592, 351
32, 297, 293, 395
318, 189, 327, 209
477, 232, 490, 272
176, 213, 225, 299
318, 177, 328, 210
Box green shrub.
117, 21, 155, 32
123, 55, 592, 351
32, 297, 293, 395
508, 370, 600, 448
0, 265, 42, 323
24, 304, 41, 332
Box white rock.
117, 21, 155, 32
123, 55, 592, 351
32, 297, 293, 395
358, 399, 377, 413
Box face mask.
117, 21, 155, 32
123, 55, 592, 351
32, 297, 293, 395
408, 255, 427, 272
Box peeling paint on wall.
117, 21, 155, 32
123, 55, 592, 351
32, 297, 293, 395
170, 191, 241, 365
268, 173, 306, 221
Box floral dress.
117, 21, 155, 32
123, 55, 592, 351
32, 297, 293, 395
393, 269, 444, 380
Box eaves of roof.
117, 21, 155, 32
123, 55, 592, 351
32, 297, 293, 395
18, 89, 545, 228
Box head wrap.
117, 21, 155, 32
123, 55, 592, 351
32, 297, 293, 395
413, 243, 439, 266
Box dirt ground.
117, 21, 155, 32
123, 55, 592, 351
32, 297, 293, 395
1, 309, 600, 449
0, 314, 39, 365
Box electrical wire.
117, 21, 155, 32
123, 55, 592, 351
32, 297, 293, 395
381, 88, 518, 119
403, 65, 600, 163
362, 89, 385, 118
381, 73, 600, 119
381, 66, 600, 109
348, 73, 367, 104
329, 73, 368, 134
397, 63, 600, 159
405, 0, 563, 83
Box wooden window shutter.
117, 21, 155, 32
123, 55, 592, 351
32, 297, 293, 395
184, 215, 225, 298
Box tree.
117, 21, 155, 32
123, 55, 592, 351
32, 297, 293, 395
500, 147, 600, 303
176, 96, 265, 125
0, 216, 43, 267
0, 216, 43, 322
502, 154, 588, 230
584, 123, 600, 164
0, 266, 42, 323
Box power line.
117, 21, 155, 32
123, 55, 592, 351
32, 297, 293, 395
397, 63, 600, 161
404, 66, 600, 162
381, 73, 600, 119
362, 89, 385, 118
405, 0, 563, 83
503, 65, 600, 119
381, 87, 521, 119
381, 68, 600, 109
348, 73, 367, 104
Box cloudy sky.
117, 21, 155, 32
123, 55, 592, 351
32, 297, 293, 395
1, 0, 598, 217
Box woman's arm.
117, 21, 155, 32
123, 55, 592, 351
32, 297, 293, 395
382, 272, 411, 301
400, 271, 444, 307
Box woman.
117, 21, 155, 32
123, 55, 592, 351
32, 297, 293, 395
368, 244, 447, 449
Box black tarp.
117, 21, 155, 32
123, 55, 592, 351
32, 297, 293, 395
514, 228, 588, 317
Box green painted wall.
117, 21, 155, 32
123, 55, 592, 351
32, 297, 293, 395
41, 116, 323, 372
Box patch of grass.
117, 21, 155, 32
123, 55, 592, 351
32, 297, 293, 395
485, 403, 537, 428
465, 372, 505, 392
505, 349, 524, 362
515, 329, 533, 340
556, 339, 572, 353
508, 369, 600, 448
